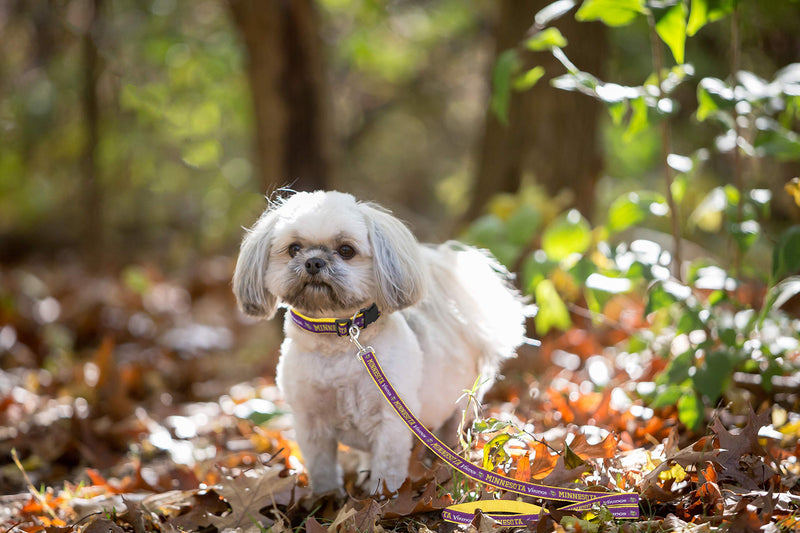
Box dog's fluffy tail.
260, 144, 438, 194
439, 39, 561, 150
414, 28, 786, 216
417, 241, 529, 370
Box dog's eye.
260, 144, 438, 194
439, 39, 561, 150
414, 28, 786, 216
337, 244, 356, 260
288, 243, 302, 258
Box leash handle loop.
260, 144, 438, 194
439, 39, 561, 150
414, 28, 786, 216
353, 344, 640, 526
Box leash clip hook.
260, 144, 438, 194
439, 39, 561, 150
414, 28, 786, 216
348, 324, 371, 359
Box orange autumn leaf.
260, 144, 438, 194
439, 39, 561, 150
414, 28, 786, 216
37, 516, 67, 528
86, 467, 109, 487
528, 440, 559, 479
514, 454, 531, 481
546, 388, 575, 424
700, 461, 717, 483
20, 497, 43, 514
569, 432, 619, 460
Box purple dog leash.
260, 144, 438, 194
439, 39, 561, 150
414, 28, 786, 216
347, 324, 640, 527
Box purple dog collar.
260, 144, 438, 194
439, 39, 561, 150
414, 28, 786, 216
289, 303, 381, 337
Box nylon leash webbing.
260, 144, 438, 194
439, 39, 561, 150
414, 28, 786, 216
354, 345, 640, 526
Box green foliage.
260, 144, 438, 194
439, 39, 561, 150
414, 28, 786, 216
772, 225, 800, 280
490, 50, 522, 126
534, 279, 572, 334
607, 191, 668, 233
643, 263, 799, 428
0, 0, 257, 259
541, 210, 592, 261
472, 0, 800, 433
462, 184, 800, 431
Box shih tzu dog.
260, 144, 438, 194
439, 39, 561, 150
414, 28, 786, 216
233, 190, 527, 494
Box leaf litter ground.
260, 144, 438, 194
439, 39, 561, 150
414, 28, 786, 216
1, 260, 799, 532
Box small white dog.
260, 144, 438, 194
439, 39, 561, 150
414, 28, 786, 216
233, 191, 527, 494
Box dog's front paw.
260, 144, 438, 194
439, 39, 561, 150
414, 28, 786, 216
369, 459, 409, 495
378, 472, 407, 494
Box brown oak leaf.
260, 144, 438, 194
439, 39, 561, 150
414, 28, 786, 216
208, 464, 296, 532
713, 408, 779, 489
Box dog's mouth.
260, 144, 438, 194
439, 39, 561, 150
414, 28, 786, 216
284, 277, 350, 313
305, 281, 331, 290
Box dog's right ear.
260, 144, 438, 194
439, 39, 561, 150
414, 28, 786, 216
233, 209, 279, 319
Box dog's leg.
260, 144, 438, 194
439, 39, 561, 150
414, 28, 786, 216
294, 414, 342, 494
368, 414, 413, 494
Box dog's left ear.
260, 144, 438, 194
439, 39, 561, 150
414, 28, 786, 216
233, 208, 279, 319
360, 203, 426, 312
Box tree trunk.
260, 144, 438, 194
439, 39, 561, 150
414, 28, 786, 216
229, 0, 333, 194
467, 0, 606, 221
81, 0, 103, 265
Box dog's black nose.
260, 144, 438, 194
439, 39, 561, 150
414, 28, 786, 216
305, 257, 326, 274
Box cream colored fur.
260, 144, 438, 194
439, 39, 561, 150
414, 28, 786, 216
233, 191, 526, 494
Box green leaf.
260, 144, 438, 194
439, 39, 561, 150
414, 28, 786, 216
767, 276, 800, 311
482, 433, 512, 470
687, 0, 735, 37
677, 392, 703, 430
541, 209, 592, 261
650, 384, 683, 408
754, 122, 800, 161
575, 0, 647, 27
488, 243, 522, 268
696, 85, 718, 122
490, 50, 521, 126
646, 280, 691, 315
563, 442, 587, 469
525, 28, 568, 51
513, 66, 546, 91
676, 308, 703, 334
692, 350, 736, 404
772, 225, 800, 280
522, 252, 556, 293
463, 214, 506, 246
182, 139, 221, 168
506, 204, 542, 246
655, 3, 688, 65
473, 418, 513, 434
534, 279, 572, 334
660, 349, 694, 386
729, 220, 760, 253
607, 191, 668, 233
623, 96, 649, 142
607, 99, 629, 126
696, 77, 736, 123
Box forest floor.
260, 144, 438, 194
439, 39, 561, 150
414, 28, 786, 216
1, 258, 798, 532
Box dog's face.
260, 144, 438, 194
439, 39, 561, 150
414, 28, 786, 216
233, 191, 426, 318
264, 193, 374, 314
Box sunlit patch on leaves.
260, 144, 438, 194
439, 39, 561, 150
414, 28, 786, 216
575, 0, 647, 27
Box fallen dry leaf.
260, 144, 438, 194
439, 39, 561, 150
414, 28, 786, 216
208, 463, 296, 532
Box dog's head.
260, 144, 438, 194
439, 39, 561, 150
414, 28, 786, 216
233, 191, 426, 319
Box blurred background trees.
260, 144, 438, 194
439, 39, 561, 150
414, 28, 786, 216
0, 0, 798, 270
